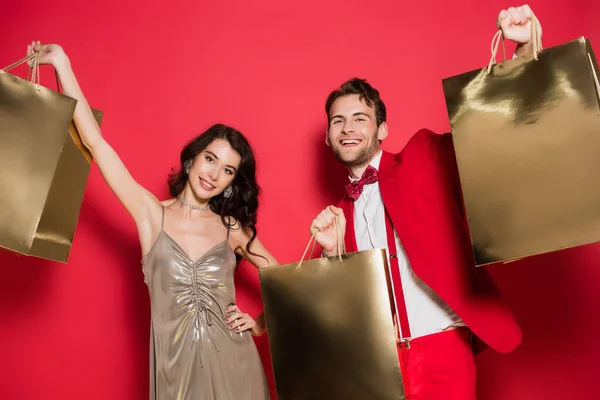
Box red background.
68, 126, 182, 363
1, 1, 599, 399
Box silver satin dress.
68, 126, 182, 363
142, 208, 270, 400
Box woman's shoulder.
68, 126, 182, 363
160, 198, 177, 208
224, 216, 254, 242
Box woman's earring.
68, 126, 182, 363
184, 160, 192, 174
223, 186, 233, 199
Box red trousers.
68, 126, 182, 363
397, 327, 476, 400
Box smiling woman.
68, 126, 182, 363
25, 40, 277, 400
166, 125, 267, 261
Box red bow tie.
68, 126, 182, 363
346, 165, 379, 201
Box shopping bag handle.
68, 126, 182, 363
486, 11, 543, 74
2, 52, 38, 72
297, 216, 345, 269
2, 46, 62, 93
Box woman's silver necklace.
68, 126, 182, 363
177, 196, 209, 211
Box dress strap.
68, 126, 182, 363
160, 205, 165, 230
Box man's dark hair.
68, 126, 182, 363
325, 78, 387, 125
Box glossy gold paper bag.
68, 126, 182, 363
0, 52, 103, 263
442, 18, 600, 266
259, 235, 404, 399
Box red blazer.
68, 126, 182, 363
337, 129, 522, 354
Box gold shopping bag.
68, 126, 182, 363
442, 16, 600, 266
0, 52, 103, 263
259, 232, 404, 400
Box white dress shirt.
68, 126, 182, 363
351, 151, 464, 339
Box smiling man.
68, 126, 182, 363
309, 4, 538, 399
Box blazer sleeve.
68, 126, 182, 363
413, 128, 467, 220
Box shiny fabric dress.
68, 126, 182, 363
142, 208, 270, 400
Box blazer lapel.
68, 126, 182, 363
340, 197, 358, 253
378, 151, 399, 203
